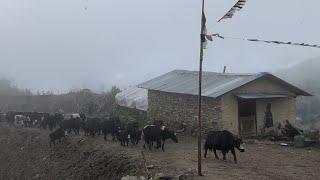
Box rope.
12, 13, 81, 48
209, 33, 320, 49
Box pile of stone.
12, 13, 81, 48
281, 120, 303, 140
121, 173, 193, 180
262, 120, 303, 141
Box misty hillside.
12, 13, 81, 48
275, 57, 320, 129
0, 77, 120, 116
0, 77, 32, 96
275, 57, 320, 95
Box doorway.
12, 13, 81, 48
238, 99, 257, 137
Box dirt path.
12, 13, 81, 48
1, 123, 320, 180
71, 130, 320, 180
124, 137, 320, 180
93, 131, 320, 180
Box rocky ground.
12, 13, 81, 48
0, 122, 320, 180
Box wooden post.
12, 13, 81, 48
198, 0, 205, 176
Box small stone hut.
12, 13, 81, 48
138, 70, 311, 137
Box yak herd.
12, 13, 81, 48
2, 111, 246, 163
3, 111, 179, 152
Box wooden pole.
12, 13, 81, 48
198, 0, 205, 176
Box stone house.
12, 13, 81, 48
138, 70, 311, 137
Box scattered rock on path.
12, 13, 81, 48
147, 165, 155, 169
121, 175, 146, 180
154, 173, 174, 180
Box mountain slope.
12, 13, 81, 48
274, 57, 320, 129
275, 57, 320, 95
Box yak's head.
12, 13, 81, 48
234, 137, 245, 152
162, 126, 178, 143
171, 131, 178, 143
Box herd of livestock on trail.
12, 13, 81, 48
2, 111, 246, 163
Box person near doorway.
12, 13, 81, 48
264, 103, 273, 128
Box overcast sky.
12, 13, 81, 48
0, 0, 319, 93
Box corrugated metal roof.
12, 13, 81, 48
138, 70, 311, 98
235, 93, 290, 99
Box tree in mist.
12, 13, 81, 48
0, 77, 32, 96
100, 86, 121, 114
63, 86, 120, 115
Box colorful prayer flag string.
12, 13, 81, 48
218, 0, 247, 22
208, 34, 320, 49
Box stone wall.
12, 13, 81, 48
148, 90, 222, 134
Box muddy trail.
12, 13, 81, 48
1, 122, 320, 180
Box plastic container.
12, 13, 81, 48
294, 135, 305, 148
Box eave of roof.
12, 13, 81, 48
235, 93, 291, 99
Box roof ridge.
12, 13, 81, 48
173, 69, 257, 76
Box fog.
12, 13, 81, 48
0, 0, 319, 93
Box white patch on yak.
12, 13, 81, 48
161, 126, 166, 130
239, 144, 245, 151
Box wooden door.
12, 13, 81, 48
238, 99, 257, 137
